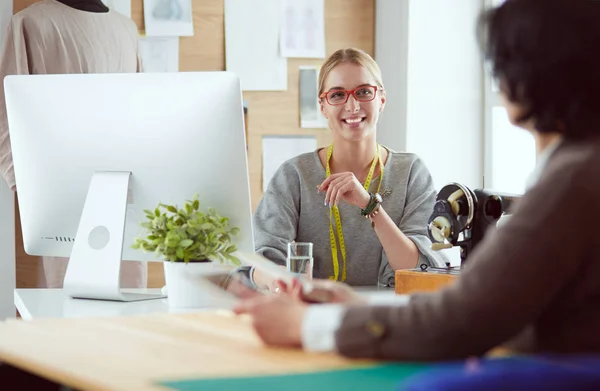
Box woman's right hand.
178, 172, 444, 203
275, 278, 367, 305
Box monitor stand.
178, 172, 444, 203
63, 171, 165, 302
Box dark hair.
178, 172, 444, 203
478, 0, 600, 138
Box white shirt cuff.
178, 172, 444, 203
301, 304, 345, 352
301, 295, 411, 352
366, 293, 411, 306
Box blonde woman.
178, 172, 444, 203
250, 48, 448, 287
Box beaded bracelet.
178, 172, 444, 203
361, 193, 382, 217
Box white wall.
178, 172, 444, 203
375, 0, 484, 191
374, 0, 409, 153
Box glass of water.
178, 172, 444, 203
287, 242, 313, 280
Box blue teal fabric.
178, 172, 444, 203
158, 363, 429, 391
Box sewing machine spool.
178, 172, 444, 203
427, 183, 518, 265
428, 183, 475, 251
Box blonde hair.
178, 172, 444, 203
318, 48, 384, 96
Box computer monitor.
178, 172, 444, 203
4, 71, 254, 302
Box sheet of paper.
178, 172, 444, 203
143, 0, 194, 37
262, 136, 317, 192
0, 1, 12, 48
280, 0, 326, 59
138, 37, 179, 73
225, 0, 287, 91
299, 66, 328, 128
101, 0, 131, 18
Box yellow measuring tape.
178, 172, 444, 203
325, 144, 385, 281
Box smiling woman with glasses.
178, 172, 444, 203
249, 47, 449, 290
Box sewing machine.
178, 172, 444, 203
395, 183, 520, 294
427, 183, 520, 266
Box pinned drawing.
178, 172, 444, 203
143, 0, 194, 37
224, 0, 287, 91
138, 37, 179, 73
152, 0, 183, 20
280, 0, 325, 59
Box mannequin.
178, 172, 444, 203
0, 0, 147, 289
56, 0, 109, 12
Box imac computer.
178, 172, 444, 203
4, 71, 255, 302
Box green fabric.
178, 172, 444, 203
158, 363, 430, 391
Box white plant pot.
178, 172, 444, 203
163, 261, 231, 309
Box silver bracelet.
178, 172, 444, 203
248, 266, 257, 287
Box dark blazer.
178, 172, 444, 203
334, 135, 600, 360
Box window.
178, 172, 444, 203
482, 0, 536, 195
488, 107, 536, 194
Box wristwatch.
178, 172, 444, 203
361, 192, 382, 217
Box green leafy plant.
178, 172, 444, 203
132, 195, 241, 265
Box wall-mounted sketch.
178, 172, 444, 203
152, 0, 182, 20
280, 0, 325, 59
138, 37, 179, 73
224, 0, 288, 91
143, 0, 194, 37
101, 0, 131, 18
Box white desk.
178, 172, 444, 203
14, 289, 194, 320
15, 286, 397, 320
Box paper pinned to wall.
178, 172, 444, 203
280, 0, 325, 59
102, 0, 131, 18
0, 1, 12, 47
225, 0, 287, 91
143, 0, 194, 37
299, 66, 328, 128
138, 37, 179, 73
262, 136, 317, 192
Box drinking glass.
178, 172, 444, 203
286, 242, 313, 280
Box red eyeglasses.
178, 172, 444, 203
319, 85, 381, 106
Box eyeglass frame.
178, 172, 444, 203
318, 85, 383, 106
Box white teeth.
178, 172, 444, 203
344, 118, 363, 124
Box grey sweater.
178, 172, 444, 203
253, 149, 449, 286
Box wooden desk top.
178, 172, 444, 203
0, 311, 370, 391
395, 269, 459, 294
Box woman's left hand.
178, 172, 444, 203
233, 295, 307, 348
318, 172, 370, 209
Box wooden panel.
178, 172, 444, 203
395, 270, 458, 294
12, 0, 375, 288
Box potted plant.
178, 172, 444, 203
132, 195, 241, 308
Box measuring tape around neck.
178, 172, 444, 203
325, 144, 385, 281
